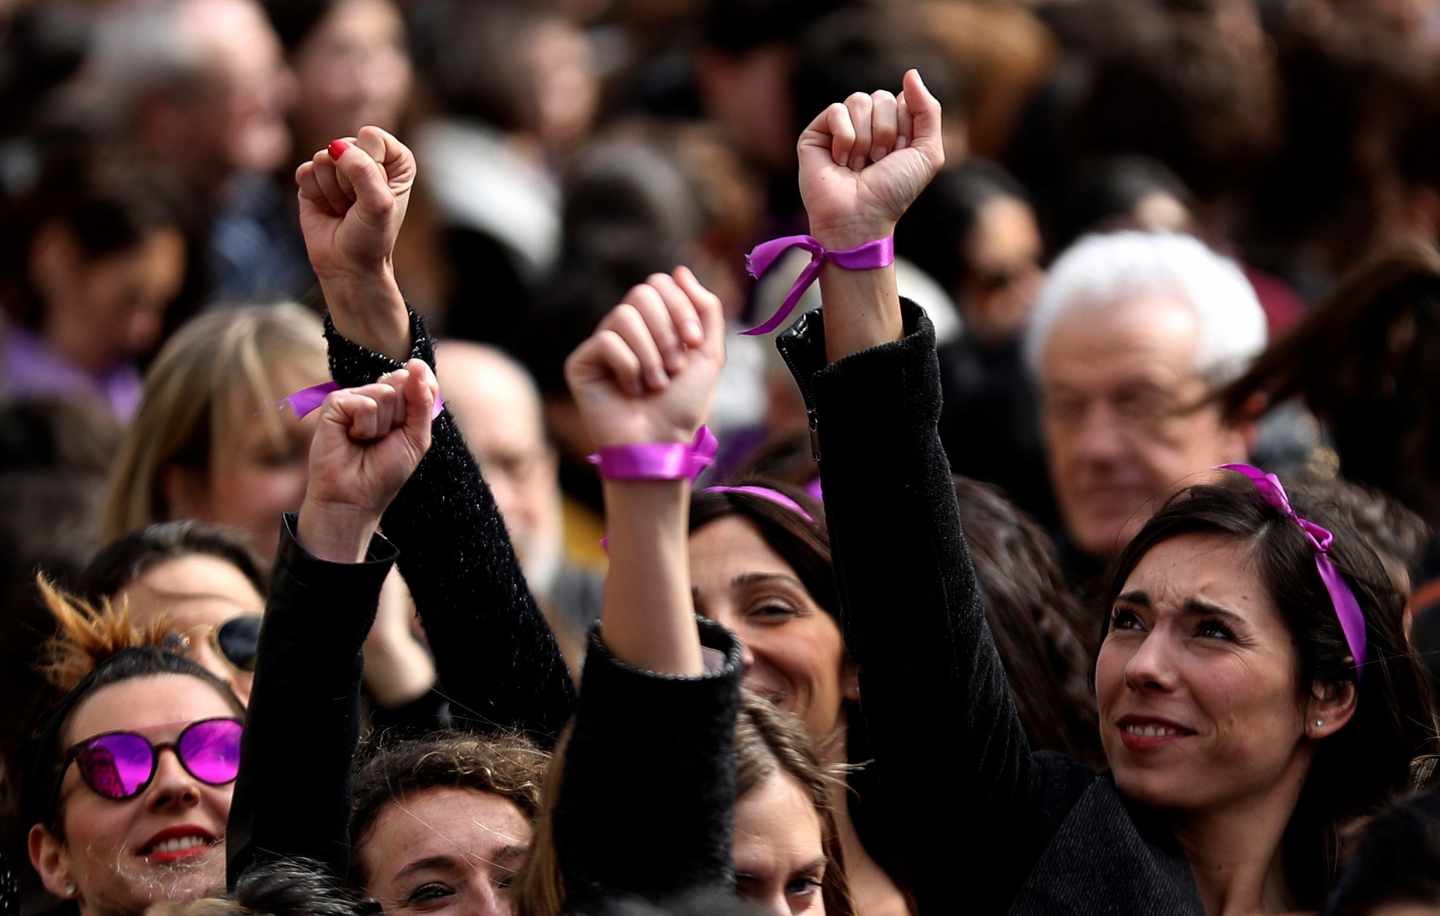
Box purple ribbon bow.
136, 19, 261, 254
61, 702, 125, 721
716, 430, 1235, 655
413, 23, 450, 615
1220, 463, 1367, 669
742, 234, 895, 336
282, 381, 445, 420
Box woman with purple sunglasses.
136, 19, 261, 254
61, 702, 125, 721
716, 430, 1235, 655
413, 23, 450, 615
22, 647, 245, 916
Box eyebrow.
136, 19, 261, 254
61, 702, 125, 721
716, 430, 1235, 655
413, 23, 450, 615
731, 572, 806, 590
1115, 591, 1247, 625
490, 845, 526, 870
393, 856, 460, 881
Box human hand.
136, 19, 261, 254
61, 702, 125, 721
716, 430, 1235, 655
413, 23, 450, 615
297, 360, 438, 561
564, 267, 725, 451
797, 69, 945, 250
296, 126, 415, 360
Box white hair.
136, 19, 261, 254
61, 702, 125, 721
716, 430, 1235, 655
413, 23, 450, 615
1023, 231, 1267, 383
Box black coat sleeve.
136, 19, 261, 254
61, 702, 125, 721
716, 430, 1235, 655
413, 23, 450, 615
226, 515, 398, 887
777, 303, 1066, 914
325, 308, 576, 746
554, 621, 744, 909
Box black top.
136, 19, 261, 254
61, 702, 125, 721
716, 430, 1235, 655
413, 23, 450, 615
228, 310, 577, 887
775, 303, 1203, 915
556, 622, 744, 910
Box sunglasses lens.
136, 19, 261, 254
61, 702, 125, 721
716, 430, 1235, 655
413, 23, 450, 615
178, 719, 243, 785
78, 733, 154, 799
216, 616, 262, 672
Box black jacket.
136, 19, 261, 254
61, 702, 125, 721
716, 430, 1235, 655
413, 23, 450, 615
228, 310, 576, 887
776, 302, 1203, 915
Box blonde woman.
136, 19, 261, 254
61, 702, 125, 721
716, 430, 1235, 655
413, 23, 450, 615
102, 304, 328, 561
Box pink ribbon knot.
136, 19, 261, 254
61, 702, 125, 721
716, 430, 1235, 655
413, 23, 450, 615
742, 234, 895, 336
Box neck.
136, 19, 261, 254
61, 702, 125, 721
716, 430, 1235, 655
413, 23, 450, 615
1170, 760, 1310, 915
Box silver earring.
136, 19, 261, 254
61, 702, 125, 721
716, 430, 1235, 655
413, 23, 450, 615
65, 882, 77, 897
1314, 719, 1324, 728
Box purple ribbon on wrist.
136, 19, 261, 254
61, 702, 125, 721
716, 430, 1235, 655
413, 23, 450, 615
588, 426, 718, 483
1220, 463, 1368, 670
742, 234, 895, 336
282, 380, 445, 420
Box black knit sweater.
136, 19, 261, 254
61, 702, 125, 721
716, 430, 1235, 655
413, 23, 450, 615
775, 303, 1203, 916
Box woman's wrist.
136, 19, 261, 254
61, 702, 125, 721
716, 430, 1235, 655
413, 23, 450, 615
296, 497, 381, 564
318, 264, 412, 362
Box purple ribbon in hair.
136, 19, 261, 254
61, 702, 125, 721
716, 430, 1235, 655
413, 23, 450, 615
742, 234, 895, 336
1220, 463, 1367, 669
282, 381, 445, 420
703, 485, 815, 524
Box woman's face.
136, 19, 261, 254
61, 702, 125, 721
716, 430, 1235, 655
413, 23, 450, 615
290, 0, 411, 150
689, 517, 854, 742
732, 772, 827, 915
196, 392, 318, 561
959, 195, 1043, 345
124, 555, 266, 705
29, 674, 237, 915
357, 787, 532, 916
1095, 534, 1312, 813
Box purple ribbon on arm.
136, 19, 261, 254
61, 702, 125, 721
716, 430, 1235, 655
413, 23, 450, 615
282, 381, 445, 420
588, 426, 719, 483
1220, 463, 1368, 670
742, 234, 895, 336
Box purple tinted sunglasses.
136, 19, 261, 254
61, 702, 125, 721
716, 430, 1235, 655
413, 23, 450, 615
60, 717, 243, 802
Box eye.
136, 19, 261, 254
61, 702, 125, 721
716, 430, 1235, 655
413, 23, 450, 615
746, 601, 799, 623
405, 883, 454, 906
1110, 608, 1144, 631
1195, 619, 1236, 641
785, 875, 823, 898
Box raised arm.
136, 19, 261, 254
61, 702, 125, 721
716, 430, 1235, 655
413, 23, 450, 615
296, 128, 575, 742
228, 362, 437, 886
779, 71, 1067, 912
551, 270, 745, 906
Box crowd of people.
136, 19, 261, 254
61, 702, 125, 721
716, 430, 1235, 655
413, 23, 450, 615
2, 0, 1440, 914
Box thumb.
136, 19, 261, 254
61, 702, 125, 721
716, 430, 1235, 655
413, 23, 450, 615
333, 137, 397, 225
400, 358, 437, 453
902, 69, 944, 169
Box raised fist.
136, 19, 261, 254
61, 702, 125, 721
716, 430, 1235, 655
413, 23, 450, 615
798, 69, 945, 249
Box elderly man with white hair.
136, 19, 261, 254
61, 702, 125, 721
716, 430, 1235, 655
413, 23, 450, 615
435, 340, 601, 668
1025, 231, 1268, 562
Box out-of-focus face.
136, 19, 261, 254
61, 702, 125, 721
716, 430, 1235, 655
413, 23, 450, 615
960, 195, 1044, 345
36, 226, 186, 373
689, 517, 852, 743
525, 17, 596, 153
188, 0, 294, 176
1040, 295, 1249, 558
437, 344, 563, 591
195, 387, 318, 561
1128, 192, 1193, 236
1096, 535, 1314, 815
290, 0, 411, 152
124, 555, 265, 706
697, 46, 796, 170
29, 674, 237, 915
358, 787, 531, 916
732, 772, 827, 915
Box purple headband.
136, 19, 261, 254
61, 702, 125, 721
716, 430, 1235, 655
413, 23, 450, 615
702, 485, 815, 524
1220, 463, 1367, 670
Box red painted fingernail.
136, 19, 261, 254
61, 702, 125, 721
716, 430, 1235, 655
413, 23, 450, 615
328, 139, 350, 160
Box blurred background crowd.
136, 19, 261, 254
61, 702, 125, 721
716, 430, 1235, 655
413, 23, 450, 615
2, 0, 1440, 906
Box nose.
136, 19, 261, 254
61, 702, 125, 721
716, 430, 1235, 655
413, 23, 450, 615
1073, 401, 1127, 462
1122, 629, 1179, 694
144, 748, 203, 814
738, 639, 756, 674
466, 875, 505, 916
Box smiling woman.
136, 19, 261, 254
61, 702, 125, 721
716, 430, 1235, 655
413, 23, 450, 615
22, 649, 246, 916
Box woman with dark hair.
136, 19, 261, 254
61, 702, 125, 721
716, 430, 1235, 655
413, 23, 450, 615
0, 160, 187, 420
769, 70, 1439, 913
75, 523, 267, 705
21, 645, 246, 915
1052, 156, 1193, 254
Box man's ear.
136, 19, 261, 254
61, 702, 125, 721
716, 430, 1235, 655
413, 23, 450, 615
28, 822, 74, 901
842, 661, 861, 703
1220, 392, 1266, 462
161, 464, 210, 520
1306, 679, 1358, 741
